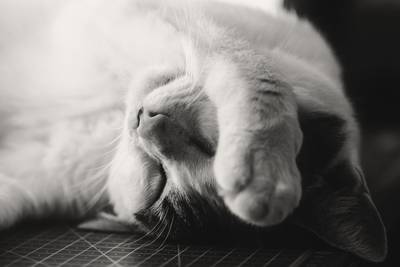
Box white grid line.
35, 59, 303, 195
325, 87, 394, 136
209, 248, 236, 267
68, 229, 120, 266
110, 240, 164, 266
56, 233, 113, 266
236, 248, 261, 267
185, 248, 211, 267
30, 230, 93, 267
108, 223, 171, 266
0, 227, 55, 258
158, 245, 189, 267
0, 249, 38, 266
178, 244, 182, 267
289, 250, 313, 267
263, 250, 283, 267
4, 229, 75, 267
81, 235, 133, 267
134, 245, 167, 266
0, 225, 353, 267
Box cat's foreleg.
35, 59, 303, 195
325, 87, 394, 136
204, 56, 303, 226
0, 172, 107, 230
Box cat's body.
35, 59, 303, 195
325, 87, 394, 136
0, 0, 388, 262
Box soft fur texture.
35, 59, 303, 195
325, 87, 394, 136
0, 0, 387, 262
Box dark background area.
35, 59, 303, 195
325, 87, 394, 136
285, 0, 400, 129
284, 0, 400, 265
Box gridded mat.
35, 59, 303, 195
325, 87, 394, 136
0, 225, 361, 267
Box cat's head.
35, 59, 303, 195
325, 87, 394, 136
107, 63, 230, 240
106, 4, 387, 262
106, 63, 386, 262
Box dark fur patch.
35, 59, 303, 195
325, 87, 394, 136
293, 160, 387, 262
134, 188, 325, 247
293, 109, 387, 261
134, 189, 245, 242
134, 108, 387, 261
296, 108, 347, 185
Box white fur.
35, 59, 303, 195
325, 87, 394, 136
0, 0, 358, 229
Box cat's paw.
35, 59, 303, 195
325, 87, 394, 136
214, 119, 302, 227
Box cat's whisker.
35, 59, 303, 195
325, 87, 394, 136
156, 206, 172, 239
141, 215, 164, 238
67, 131, 122, 199
157, 213, 174, 250
71, 168, 110, 210
84, 148, 120, 177
103, 132, 123, 148
118, 217, 164, 256
84, 181, 108, 213
86, 160, 114, 175
154, 213, 170, 240
67, 171, 104, 196
141, 208, 170, 247
79, 144, 131, 213
70, 159, 111, 191
143, 216, 164, 242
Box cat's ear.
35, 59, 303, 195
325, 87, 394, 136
293, 109, 387, 262
293, 161, 387, 262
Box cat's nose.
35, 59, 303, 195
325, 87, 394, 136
135, 107, 159, 128
136, 108, 169, 137
136, 108, 187, 157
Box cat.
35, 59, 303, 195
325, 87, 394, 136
0, 0, 387, 262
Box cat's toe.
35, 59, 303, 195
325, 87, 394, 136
214, 144, 253, 194
223, 179, 301, 226
214, 145, 302, 226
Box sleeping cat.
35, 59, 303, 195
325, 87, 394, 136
0, 0, 387, 262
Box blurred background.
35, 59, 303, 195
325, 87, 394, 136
284, 0, 400, 265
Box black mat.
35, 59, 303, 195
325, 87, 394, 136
0, 224, 361, 267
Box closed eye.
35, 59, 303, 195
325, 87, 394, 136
188, 134, 215, 157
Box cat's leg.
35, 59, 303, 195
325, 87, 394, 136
0, 172, 108, 230
0, 113, 120, 230
0, 137, 110, 230
0, 173, 72, 230
204, 55, 303, 226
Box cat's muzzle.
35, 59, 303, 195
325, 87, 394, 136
136, 109, 187, 158
136, 108, 214, 159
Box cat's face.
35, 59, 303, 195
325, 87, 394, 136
106, 52, 387, 263
107, 57, 240, 239
106, 4, 387, 261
